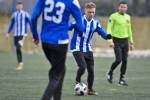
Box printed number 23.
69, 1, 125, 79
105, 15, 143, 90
44, 0, 65, 24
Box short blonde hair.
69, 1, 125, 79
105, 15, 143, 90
85, 2, 96, 9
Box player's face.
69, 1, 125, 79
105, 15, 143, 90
16, 4, 23, 11
85, 8, 95, 21
118, 4, 128, 14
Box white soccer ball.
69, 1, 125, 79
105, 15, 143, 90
74, 83, 88, 95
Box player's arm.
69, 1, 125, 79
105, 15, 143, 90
107, 15, 114, 42
25, 13, 32, 31
128, 16, 134, 44
31, 0, 43, 40
25, 12, 33, 38
68, 19, 76, 31
128, 16, 134, 51
7, 13, 15, 34
70, 0, 84, 37
6, 13, 15, 39
96, 22, 112, 40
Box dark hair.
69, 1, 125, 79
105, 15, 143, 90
17, 2, 22, 5
119, 1, 127, 6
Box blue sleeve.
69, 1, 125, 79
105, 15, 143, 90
25, 13, 32, 32
7, 14, 15, 33
68, 19, 76, 31
31, 0, 43, 40
70, 0, 83, 37
95, 22, 108, 40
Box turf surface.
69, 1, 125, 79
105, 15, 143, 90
0, 53, 150, 100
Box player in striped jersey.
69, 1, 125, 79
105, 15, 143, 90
69, 2, 112, 95
31, 0, 84, 99
6, 2, 32, 70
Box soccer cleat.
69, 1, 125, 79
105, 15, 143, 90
106, 71, 113, 84
118, 80, 128, 86
88, 90, 98, 95
15, 64, 23, 70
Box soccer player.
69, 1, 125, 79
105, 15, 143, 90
31, 0, 84, 100
69, 2, 112, 95
106, 1, 134, 86
6, 2, 32, 70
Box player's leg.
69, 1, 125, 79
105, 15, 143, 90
72, 51, 87, 83
85, 52, 98, 95
118, 39, 129, 86
84, 52, 94, 90
53, 68, 65, 100
41, 43, 68, 100
14, 36, 25, 70
110, 45, 122, 72
52, 44, 67, 100
107, 38, 122, 83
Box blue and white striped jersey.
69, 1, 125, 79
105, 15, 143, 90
31, 0, 84, 44
69, 15, 108, 52
7, 10, 32, 36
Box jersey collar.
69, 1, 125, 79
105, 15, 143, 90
84, 15, 93, 22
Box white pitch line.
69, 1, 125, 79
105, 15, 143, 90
110, 89, 117, 90
0, 77, 148, 80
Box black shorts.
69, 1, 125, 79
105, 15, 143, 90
113, 37, 129, 53
42, 42, 68, 72
72, 51, 94, 68
14, 36, 25, 48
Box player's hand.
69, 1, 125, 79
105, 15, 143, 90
6, 34, 10, 40
30, 33, 33, 40
130, 44, 134, 51
33, 39, 39, 45
109, 42, 114, 48
107, 34, 112, 39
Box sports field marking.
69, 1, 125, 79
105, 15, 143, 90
110, 89, 117, 90
0, 77, 148, 80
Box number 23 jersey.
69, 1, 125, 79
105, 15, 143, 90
31, 0, 83, 44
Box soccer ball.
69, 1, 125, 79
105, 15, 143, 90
74, 83, 88, 95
